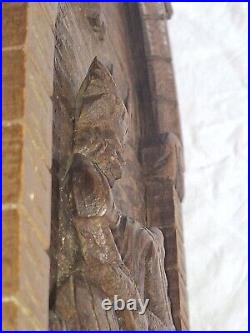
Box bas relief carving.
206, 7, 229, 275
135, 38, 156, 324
50, 58, 175, 330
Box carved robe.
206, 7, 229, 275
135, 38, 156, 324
50, 58, 175, 331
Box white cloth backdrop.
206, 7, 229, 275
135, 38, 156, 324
168, 3, 248, 331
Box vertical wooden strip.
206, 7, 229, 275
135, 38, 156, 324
2, 3, 58, 330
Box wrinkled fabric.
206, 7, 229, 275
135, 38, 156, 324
168, 3, 248, 331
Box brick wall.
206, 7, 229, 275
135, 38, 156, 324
2, 3, 57, 330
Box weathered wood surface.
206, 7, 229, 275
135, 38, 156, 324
2, 2, 188, 330
2, 3, 57, 330
50, 58, 175, 330
126, 3, 189, 329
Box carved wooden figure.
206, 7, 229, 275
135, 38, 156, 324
49, 58, 175, 330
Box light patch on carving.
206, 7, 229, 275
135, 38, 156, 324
29, 193, 35, 201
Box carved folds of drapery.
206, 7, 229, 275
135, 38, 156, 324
49, 58, 176, 330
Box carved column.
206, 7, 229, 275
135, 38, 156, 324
138, 3, 189, 329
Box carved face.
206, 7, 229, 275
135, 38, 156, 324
74, 58, 129, 186
74, 118, 128, 187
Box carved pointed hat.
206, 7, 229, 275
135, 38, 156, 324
74, 57, 128, 184
76, 57, 117, 118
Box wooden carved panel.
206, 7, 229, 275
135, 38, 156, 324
50, 58, 175, 330
49, 2, 188, 331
